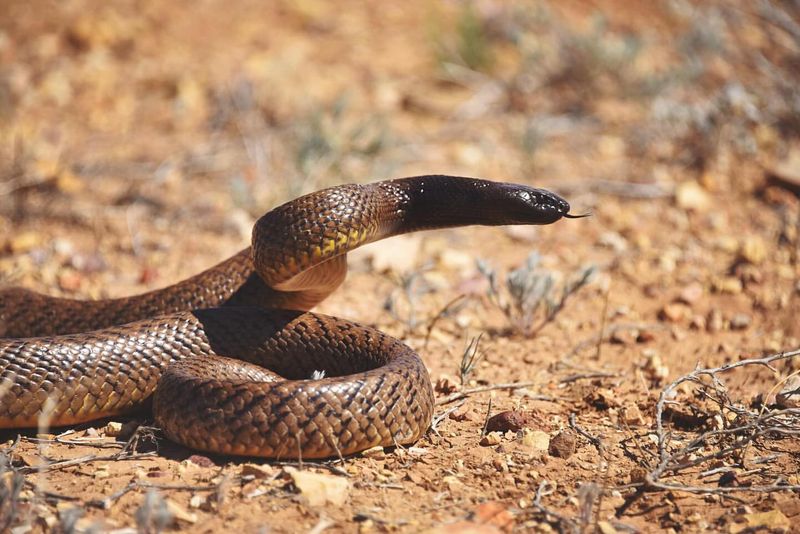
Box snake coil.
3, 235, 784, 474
0, 175, 570, 458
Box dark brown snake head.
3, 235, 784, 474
486, 181, 572, 225
381, 175, 573, 231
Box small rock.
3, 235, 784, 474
609, 329, 637, 345
689, 315, 706, 330
360, 446, 386, 459
714, 235, 739, 253
138, 266, 159, 285
707, 309, 725, 332
480, 432, 502, 446
104, 420, 139, 440
636, 328, 657, 343
103, 421, 123, 437
548, 431, 576, 458
736, 263, 762, 284
57, 271, 83, 292
739, 236, 767, 265
584, 387, 620, 410
677, 283, 703, 305
776, 375, 800, 408
659, 303, 691, 323
241, 464, 274, 480
712, 276, 743, 294
55, 169, 84, 194
442, 474, 462, 492
675, 181, 711, 211
517, 429, 549, 452
188, 494, 206, 509
435, 375, 459, 395
486, 411, 532, 433
7, 232, 42, 253
93, 465, 110, 479
729, 313, 751, 330
598, 231, 628, 253
186, 455, 215, 468
492, 458, 509, 473
287, 469, 349, 507
449, 405, 478, 422
644, 352, 669, 383
686, 512, 704, 524
620, 404, 645, 426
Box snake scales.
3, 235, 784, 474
0, 175, 570, 458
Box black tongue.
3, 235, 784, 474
563, 212, 592, 219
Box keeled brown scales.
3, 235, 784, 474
0, 175, 570, 458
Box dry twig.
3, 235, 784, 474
643, 349, 800, 495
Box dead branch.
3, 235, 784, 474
641, 348, 800, 496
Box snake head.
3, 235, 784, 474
383, 176, 577, 231
498, 184, 571, 225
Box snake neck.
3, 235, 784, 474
252, 175, 570, 292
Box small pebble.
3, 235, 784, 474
729, 313, 751, 330
486, 411, 532, 433
548, 430, 576, 459
517, 429, 550, 452
480, 432, 502, 446
659, 303, 691, 323
103, 422, 123, 437
636, 328, 657, 343
449, 405, 478, 422
739, 236, 767, 265
675, 181, 711, 210
620, 404, 645, 426
677, 283, 703, 305
610, 330, 636, 345
707, 309, 725, 332
713, 276, 743, 294
186, 454, 215, 467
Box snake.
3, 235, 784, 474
0, 175, 572, 459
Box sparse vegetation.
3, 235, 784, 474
478, 251, 596, 336
432, 2, 495, 73
458, 333, 485, 386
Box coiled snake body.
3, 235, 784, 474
0, 176, 570, 458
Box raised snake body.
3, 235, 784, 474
0, 175, 570, 458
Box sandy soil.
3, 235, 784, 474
1, 1, 799, 532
